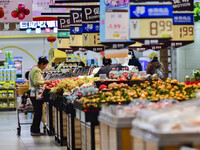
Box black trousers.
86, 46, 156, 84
30, 97, 43, 133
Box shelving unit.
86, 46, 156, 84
0, 88, 16, 111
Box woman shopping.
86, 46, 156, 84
29, 56, 51, 136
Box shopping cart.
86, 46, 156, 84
17, 107, 47, 136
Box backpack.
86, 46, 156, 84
155, 64, 165, 80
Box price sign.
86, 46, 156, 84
130, 18, 173, 39
170, 13, 194, 47
130, 4, 173, 45
105, 9, 129, 40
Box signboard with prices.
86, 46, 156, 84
169, 13, 194, 48
100, 0, 131, 44
130, 4, 173, 45
70, 10, 83, 47
0, 0, 32, 22
82, 6, 103, 49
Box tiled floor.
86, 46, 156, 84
0, 111, 67, 150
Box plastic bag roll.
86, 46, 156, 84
105, 49, 128, 59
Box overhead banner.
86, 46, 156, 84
130, 4, 173, 45
169, 13, 194, 48
0, 0, 32, 22
58, 17, 70, 30
70, 10, 83, 47
82, 6, 104, 51
100, 0, 130, 43
172, 0, 194, 11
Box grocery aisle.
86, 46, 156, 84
0, 111, 67, 150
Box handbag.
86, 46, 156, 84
29, 69, 44, 101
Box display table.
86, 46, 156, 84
74, 100, 100, 150
98, 111, 134, 150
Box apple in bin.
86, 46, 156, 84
18, 4, 25, 12
18, 12, 25, 20
24, 9, 30, 15
11, 10, 18, 18
0, 7, 4, 18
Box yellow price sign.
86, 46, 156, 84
82, 33, 103, 47
57, 38, 70, 49
172, 25, 194, 41
130, 18, 173, 39
70, 35, 83, 47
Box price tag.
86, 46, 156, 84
172, 25, 194, 41
105, 9, 129, 40
130, 18, 173, 39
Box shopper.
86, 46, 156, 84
128, 49, 142, 71
94, 57, 122, 78
146, 52, 165, 80
29, 56, 51, 136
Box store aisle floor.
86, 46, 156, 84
0, 111, 67, 150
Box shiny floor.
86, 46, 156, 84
0, 111, 67, 150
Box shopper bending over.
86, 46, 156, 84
29, 56, 51, 136
146, 52, 165, 80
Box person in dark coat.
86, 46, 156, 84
94, 57, 122, 78
128, 49, 142, 71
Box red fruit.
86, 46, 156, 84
45, 86, 50, 89
0, 7, 4, 18
52, 83, 56, 87
11, 10, 18, 18
18, 4, 25, 12
118, 77, 127, 81
57, 79, 61, 82
48, 85, 52, 88
99, 84, 107, 90
24, 9, 30, 15
18, 12, 25, 20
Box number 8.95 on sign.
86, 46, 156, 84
130, 18, 173, 39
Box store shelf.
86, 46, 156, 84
0, 108, 16, 111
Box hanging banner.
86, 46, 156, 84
0, 0, 32, 22
82, 6, 104, 50
100, 0, 131, 44
172, 0, 194, 11
169, 13, 194, 48
130, 4, 173, 45
70, 10, 83, 47
58, 17, 70, 30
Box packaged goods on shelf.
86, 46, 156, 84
8, 90, 14, 98
9, 102, 15, 108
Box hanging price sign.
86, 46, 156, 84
70, 10, 83, 47
169, 13, 194, 48
130, 4, 173, 45
105, 9, 129, 40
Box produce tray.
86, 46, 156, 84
74, 100, 130, 111
94, 80, 147, 88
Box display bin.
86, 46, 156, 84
45, 92, 55, 135
131, 127, 200, 150
98, 111, 134, 150
52, 96, 67, 146
63, 97, 81, 150
74, 100, 100, 150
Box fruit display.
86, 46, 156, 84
75, 78, 198, 109
11, 4, 30, 20
51, 76, 100, 96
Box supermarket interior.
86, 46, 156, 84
1, 0, 200, 150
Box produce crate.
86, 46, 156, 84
131, 127, 200, 150
75, 107, 100, 150
98, 111, 134, 150
94, 80, 147, 88
63, 98, 81, 150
